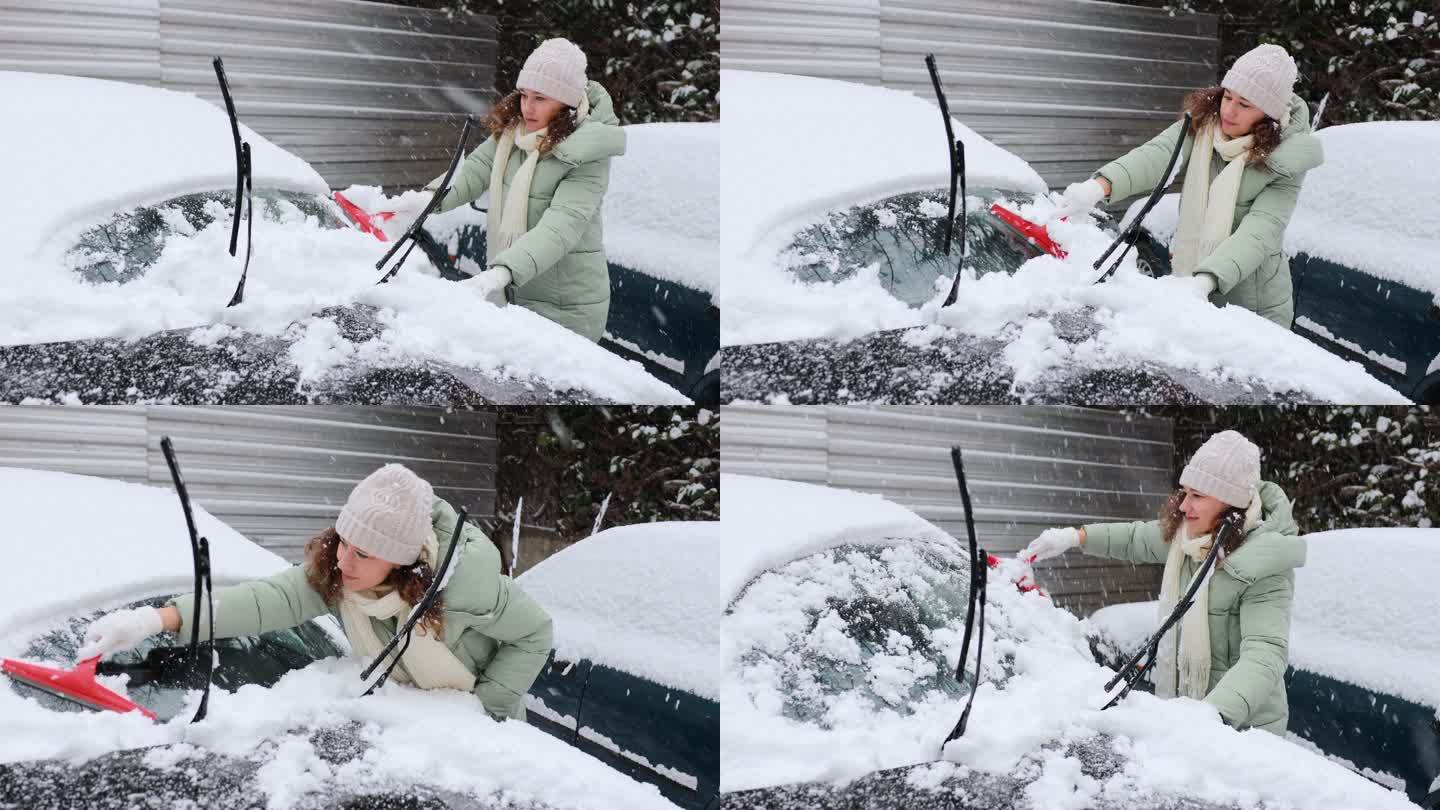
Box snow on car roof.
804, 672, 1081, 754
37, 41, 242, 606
0, 71, 328, 261
603, 123, 718, 295
721, 69, 1049, 346
720, 473, 953, 604
517, 521, 718, 699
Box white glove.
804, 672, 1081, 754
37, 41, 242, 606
1050, 179, 1108, 221
1018, 527, 1081, 564
462, 266, 513, 307
77, 606, 164, 661
1160, 273, 1217, 299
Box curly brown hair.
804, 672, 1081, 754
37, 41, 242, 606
1181, 86, 1285, 174
304, 528, 446, 637
1156, 488, 1249, 554
483, 90, 581, 156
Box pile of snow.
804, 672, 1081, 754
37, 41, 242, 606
930, 195, 1407, 403
720, 69, 1048, 346
721, 476, 1416, 809
0, 72, 685, 404
518, 521, 719, 699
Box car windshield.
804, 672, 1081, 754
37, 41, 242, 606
726, 536, 975, 727
66, 190, 346, 285
780, 189, 1041, 307
11, 595, 345, 722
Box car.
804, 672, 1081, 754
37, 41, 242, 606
718, 69, 1408, 405
0, 71, 686, 405
517, 521, 720, 809
0, 466, 684, 810
1086, 527, 1440, 808
720, 472, 1419, 809
1130, 121, 1440, 403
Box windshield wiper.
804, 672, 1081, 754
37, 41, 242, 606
1094, 111, 1192, 285
942, 445, 986, 748
925, 54, 968, 308
213, 56, 254, 308
160, 435, 214, 723
1100, 507, 1241, 709
359, 508, 467, 695
375, 118, 475, 285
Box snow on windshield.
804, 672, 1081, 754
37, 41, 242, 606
720, 69, 1047, 347
517, 521, 719, 699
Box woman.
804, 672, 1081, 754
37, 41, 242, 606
1051, 44, 1324, 327
1018, 430, 1306, 734
77, 464, 553, 721
424, 37, 624, 342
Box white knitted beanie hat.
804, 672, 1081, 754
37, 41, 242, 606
1179, 430, 1261, 508
336, 464, 434, 565
1222, 43, 1298, 125
516, 37, 588, 109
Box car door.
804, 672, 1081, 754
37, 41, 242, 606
524, 651, 591, 745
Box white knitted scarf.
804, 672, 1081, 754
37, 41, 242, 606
486, 93, 590, 266
1154, 494, 1263, 700
338, 535, 475, 692
1170, 121, 1255, 278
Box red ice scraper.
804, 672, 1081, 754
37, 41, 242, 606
989, 203, 1068, 260
334, 190, 396, 242
1, 655, 157, 720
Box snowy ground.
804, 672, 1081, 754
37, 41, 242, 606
721, 475, 1418, 809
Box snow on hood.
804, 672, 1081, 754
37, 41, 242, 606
603, 123, 718, 295
931, 194, 1407, 403
518, 521, 719, 699
0, 71, 328, 263
720, 473, 953, 603
721, 69, 1048, 346
1290, 528, 1440, 708
0, 467, 287, 644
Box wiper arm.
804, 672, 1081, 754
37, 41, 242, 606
160, 435, 214, 723
375, 118, 475, 285
1094, 112, 1192, 285
925, 54, 968, 309
942, 445, 986, 748
213, 56, 255, 307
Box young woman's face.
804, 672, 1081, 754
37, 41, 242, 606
1178, 486, 1229, 537
519, 90, 568, 133
336, 538, 397, 591
1220, 89, 1268, 137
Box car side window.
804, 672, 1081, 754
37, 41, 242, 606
10, 595, 345, 722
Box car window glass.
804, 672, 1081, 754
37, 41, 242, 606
781, 189, 1038, 308
66, 190, 346, 285
10, 595, 345, 722
726, 537, 975, 727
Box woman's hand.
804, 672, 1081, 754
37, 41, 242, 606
1159, 273, 1217, 299
1051, 178, 1109, 220
1019, 527, 1083, 563
462, 267, 513, 307
77, 607, 165, 661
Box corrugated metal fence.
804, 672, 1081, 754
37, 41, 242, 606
0, 0, 496, 189
721, 0, 1219, 188
0, 406, 496, 562
722, 404, 1175, 616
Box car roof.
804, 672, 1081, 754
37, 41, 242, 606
0, 466, 288, 642
518, 521, 719, 699
0, 71, 329, 263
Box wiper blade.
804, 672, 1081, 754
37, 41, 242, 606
359, 508, 467, 694
925, 54, 967, 309
160, 435, 214, 723
213, 56, 255, 307
375, 118, 475, 285
1094, 111, 1192, 285
942, 445, 985, 748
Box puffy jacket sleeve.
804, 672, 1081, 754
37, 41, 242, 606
1094, 118, 1193, 204
169, 563, 330, 643
1081, 520, 1170, 565
489, 157, 611, 288
1193, 172, 1306, 296
1204, 572, 1293, 726
437, 137, 500, 213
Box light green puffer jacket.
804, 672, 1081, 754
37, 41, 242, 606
170, 497, 553, 721
1081, 481, 1305, 735
437, 81, 626, 342
1094, 94, 1324, 327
